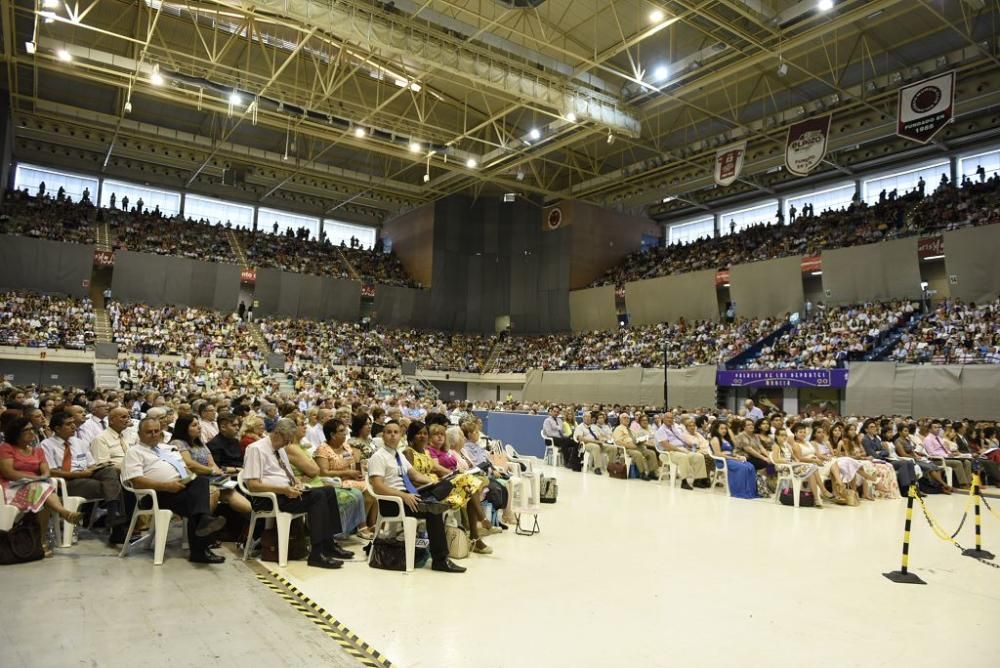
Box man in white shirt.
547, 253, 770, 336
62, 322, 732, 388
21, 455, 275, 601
368, 420, 466, 573
744, 400, 765, 422
77, 399, 110, 446
122, 417, 227, 563
91, 407, 134, 470
243, 418, 354, 570
41, 410, 127, 528
542, 406, 578, 470
305, 408, 332, 448
197, 403, 219, 443
573, 411, 616, 475
654, 412, 708, 490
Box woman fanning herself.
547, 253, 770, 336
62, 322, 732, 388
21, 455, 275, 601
770, 430, 828, 504
709, 420, 757, 499
405, 421, 494, 554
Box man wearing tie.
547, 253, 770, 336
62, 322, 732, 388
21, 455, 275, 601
243, 418, 354, 569
78, 399, 110, 446
122, 417, 228, 564
368, 420, 466, 573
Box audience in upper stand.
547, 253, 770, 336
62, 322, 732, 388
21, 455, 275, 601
891, 299, 1000, 364
109, 301, 262, 359
0, 291, 95, 350
590, 175, 1000, 288
745, 301, 918, 369
108, 209, 237, 263
1, 189, 95, 244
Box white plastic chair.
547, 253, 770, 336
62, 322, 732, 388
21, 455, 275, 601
707, 454, 730, 494
238, 470, 308, 568
504, 444, 540, 475
365, 473, 417, 572
540, 431, 562, 467
118, 477, 187, 565
613, 444, 634, 476
929, 457, 954, 487
54, 478, 91, 548
0, 502, 20, 531
773, 462, 803, 507
654, 449, 679, 486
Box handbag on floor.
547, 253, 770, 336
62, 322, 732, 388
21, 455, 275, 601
756, 474, 771, 498
445, 526, 471, 559
778, 487, 816, 508
539, 476, 558, 504
260, 517, 308, 562
607, 461, 628, 479
0, 516, 44, 565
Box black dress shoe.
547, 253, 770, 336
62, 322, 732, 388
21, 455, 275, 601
195, 515, 227, 537
325, 544, 355, 560
594, 469, 603, 475
680, 481, 694, 490
189, 550, 225, 564
431, 559, 467, 573
307, 554, 343, 569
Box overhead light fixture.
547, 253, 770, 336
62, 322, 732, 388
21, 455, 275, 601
409, 82, 421, 92
811, 271, 823, 276
123, 100, 132, 114
466, 158, 477, 169
56, 48, 72, 62
408, 141, 421, 153
354, 127, 367, 138
528, 128, 541, 140
150, 64, 164, 86
777, 61, 788, 77
649, 9, 665, 23
817, 0, 834, 10
607, 131, 615, 145
229, 91, 242, 105
24, 41, 36, 55
41, 13, 54, 23
923, 254, 945, 261
516, 170, 525, 182
423, 173, 430, 183
565, 112, 577, 123
41, 0, 60, 8
653, 65, 669, 81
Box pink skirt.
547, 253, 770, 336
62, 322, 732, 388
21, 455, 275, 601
1, 480, 55, 513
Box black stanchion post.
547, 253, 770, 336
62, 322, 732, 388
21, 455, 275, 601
962, 474, 995, 561
883, 485, 927, 584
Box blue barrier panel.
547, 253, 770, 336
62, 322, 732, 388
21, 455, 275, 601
473, 411, 547, 458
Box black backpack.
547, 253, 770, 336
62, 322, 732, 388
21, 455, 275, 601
0, 516, 44, 565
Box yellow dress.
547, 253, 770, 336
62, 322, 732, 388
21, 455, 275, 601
408, 448, 484, 510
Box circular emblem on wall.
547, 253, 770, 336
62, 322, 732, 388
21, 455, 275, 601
546, 207, 563, 229
910, 85, 942, 114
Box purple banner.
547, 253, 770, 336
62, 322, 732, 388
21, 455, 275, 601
716, 369, 848, 389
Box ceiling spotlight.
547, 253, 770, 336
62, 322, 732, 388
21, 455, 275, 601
516, 170, 525, 182
817, 0, 834, 10
229, 91, 242, 105
123, 100, 132, 114
408, 141, 421, 153
354, 127, 367, 138
528, 128, 541, 140
649, 9, 665, 23
653, 65, 669, 81
777, 61, 788, 77
607, 131, 615, 145
41, 0, 60, 8
565, 112, 577, 122
423, 173, 430, 183
56, 48, 72, 62
466, 158, 477, 169
150, 64, 164, 86
24, 41, 36, 55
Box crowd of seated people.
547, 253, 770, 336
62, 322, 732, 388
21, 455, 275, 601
107, 209, 238, 264
109, 301, 263, 359
490, 318, 778, 372
0, 290, 95, 350
1, 188, 96, 244
891, 298, 1000, 364
261, 318, 398, 368
117, 356, 278, 396
590, 174, 1000, 288
744, 301, 919, 369
340, 245, 417, 287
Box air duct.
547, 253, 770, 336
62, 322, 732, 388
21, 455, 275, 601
231, 0, 641, 137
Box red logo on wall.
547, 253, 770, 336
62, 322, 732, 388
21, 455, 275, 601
240, 268, 257, 284
546, 207, 563, 230
93, 250, 115, 267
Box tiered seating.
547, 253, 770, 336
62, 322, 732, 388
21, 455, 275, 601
1, 190, 96, 243
108, 211, 239, 263
890, 299, 1000, 364
745, 301, 919, 369
341, 246, 416, 287
0, 290, 96, 349
116, 356, 276, 394
108, 302, 262, 359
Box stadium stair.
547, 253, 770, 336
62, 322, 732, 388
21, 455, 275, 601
92, 359, 120, 389
93, 309, 113, 344
94, 220, 112, 251
481, 337, 505, 373
227, 229, 250, 267
724, 320, 795, 370
865, 310, 924, 361
335, 247, 362, 281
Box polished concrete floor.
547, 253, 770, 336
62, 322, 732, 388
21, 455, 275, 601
276, 465, 1000, 668
3, 468, 998, 668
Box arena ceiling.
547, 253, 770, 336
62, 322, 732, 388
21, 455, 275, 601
3, 0, 1000, 224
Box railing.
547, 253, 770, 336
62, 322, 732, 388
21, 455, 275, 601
865, 310, 924, 361
724, 320, 795, 370
335, 247, 362, 281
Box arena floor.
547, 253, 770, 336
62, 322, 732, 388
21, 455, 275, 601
5, 465, 998, 668
279, 464, 999, 668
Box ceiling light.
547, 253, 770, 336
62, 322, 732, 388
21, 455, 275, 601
817, 0, 834, 10
56, 48, 72, 62
466, 158, 477, 169
777, 62, 788, 77
649, 9, 665, 23
150, 65, 164, 86
423, 173, 430, 183
409, 141, 421, 153
354, 127, 367, 138
653, 65, 669, 81
565, 112, 577, 123
528, 128, 541, 140
41, 0, 60, 8
410, 82, 421, 92
24, 41, 36, 55
229, 91, 241, 105
811, 271, 823, 276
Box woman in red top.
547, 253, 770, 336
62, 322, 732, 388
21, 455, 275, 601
0, 417, 82, 554
239, 415, 265, 454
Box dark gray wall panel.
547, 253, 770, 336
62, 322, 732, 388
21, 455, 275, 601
212, 263, 241, 312
297, 274, 324, 319
111, 251, 169, 306
253, 267, 282, 317
625, 269, 719, 325
821, 238, 921, 304
321, 277, 362, 322
944, 224, 1000, 303
0, 236, 94, 297
161, 255, 194, 306
730, 255, 804, 319
0, 359, 94, 388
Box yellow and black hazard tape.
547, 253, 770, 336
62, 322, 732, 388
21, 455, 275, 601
254, 571, 395, 668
